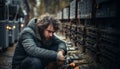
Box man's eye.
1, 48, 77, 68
48, 30, 54, 33
48, 30, 51, 33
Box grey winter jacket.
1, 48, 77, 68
12, 18, 67, 66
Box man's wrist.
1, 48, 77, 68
58, 49, 65, 54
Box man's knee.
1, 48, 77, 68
26, 57, 41, 66
20, 57, 42, 69
30, 57, 41, 65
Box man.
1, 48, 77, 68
12, 14, 67, 69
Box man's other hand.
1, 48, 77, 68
57, 51, 65, 61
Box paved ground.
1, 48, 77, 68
0, 45, 16, 69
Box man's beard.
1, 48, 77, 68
42, 37, 52, 48
39, 31, 53, 48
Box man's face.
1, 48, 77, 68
44, 24, 55, 40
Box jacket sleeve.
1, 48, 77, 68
53, 35, 67, 55
20, 31, 57, 61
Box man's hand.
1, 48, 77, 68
57, 51, 65, 61
57, 50, 65, 66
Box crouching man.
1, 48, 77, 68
12, 13, 67, 69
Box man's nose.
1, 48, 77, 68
49, 33, 53, 37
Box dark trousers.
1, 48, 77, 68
12, 45, 59, 69
13, 57, 48, 69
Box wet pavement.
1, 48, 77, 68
0, 44, 16, 69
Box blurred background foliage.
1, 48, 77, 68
29, 0, 73, 18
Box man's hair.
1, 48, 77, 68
36, 13, 60, 33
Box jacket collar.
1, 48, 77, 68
27, 18, 42, 41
